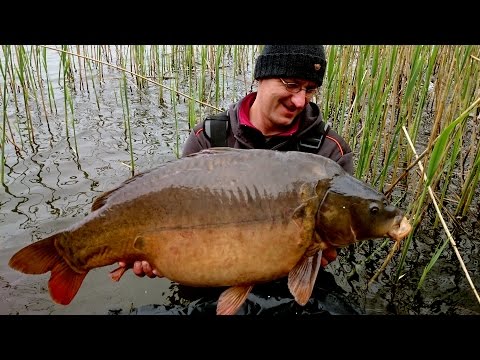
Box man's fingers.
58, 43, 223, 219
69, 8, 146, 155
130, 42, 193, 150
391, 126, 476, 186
142, 261, 152, 273
141, 261, 156, 277
323, 247, 338, 262
142, 261, 159, 278
321, 247, 338, 267
133, 261, 146, 276
120, 260, 158, 278
321, 257, 328, 267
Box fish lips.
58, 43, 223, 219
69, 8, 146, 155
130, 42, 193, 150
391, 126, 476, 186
387, 216, 412, 242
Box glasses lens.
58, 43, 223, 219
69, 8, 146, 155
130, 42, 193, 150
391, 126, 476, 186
285, 83, 302, 93
280, 79, 316, 96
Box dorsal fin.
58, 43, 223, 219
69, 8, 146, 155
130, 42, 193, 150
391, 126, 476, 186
187, 147, 243, 158
91, 170, 153, 211
91, 188, 117, 211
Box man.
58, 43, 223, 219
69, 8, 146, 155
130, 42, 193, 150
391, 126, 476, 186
119, 45, 356, 314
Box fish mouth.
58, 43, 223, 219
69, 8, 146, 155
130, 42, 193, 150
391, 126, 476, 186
387, 216, 412, 242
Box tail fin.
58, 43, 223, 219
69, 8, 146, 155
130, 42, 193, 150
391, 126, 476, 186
9, 235, 87, 305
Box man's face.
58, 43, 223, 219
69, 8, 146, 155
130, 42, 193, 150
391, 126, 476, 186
256, 77, 317, 132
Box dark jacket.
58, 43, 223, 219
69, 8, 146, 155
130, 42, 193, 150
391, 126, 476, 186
182, 94, 354, 175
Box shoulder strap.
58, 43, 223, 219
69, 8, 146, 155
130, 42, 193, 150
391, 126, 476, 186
203, 110, 329, 152
203, 110, 230, 147
298, 121, 330, 153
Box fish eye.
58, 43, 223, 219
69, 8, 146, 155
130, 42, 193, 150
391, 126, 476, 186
370, 205, 379, 214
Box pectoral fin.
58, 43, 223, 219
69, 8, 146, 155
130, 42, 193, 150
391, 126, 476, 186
216, 285, 253, 315
287, 250, 322, 306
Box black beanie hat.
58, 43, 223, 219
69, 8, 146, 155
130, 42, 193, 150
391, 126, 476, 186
254, 45, 327, 87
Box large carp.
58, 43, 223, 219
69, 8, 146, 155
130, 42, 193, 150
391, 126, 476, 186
9, 148, 411, 315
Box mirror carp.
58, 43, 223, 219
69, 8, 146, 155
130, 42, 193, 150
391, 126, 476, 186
9, 148, 412, 315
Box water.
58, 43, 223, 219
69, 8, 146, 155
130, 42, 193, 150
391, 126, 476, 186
1, 46, 479, 315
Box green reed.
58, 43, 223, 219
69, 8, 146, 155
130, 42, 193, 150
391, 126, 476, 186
76, 45, 86, 92
320, 45, 479, 295
419, 48, 479, 225
3, 46, 20, 113
1, 51, 7, 185
199, 46, 208, 105
2, 45, 479, 207
77, 45, 101, 111
232, 46, 239, 103
233, 44, 253, 96
397, 95, 480, 287
170, 75, 179, 158
152, 45, 166, 106
131, 45, 147, 89
457, 145, 480, 218
14, 45, 35, 148
41, 46, 58, 115
214, 45, 224, 108
86, 54, 101, 112
95, 45, 105, 84
185, 45, 196, 132
0, 46, 23, 158
187, 72, 196, 137
33, 46, 51, 127
451, 52, 480, 218
60, 46, 72, 142
119, 72, 135, 176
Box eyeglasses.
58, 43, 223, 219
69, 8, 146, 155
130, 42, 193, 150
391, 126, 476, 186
279, 78, 317, 97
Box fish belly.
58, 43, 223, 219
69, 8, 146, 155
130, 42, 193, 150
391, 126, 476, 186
139, 218, 310, 287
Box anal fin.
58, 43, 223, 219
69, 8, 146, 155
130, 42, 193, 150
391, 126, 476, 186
49, 261, 88, 305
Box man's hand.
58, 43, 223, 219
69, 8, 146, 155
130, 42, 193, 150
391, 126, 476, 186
117, 261, 160, 278
121, 246, 338, 279
321, 247, 337, 267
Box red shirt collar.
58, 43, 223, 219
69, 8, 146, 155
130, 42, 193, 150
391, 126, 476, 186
239, 92, 299, 136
